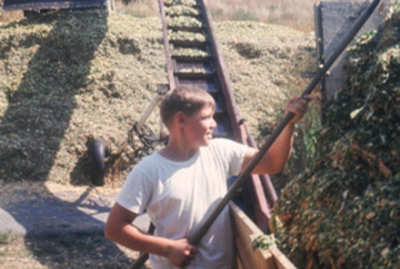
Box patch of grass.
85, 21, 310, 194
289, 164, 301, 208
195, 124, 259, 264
1, 0, 371, 32
121, 9, 148, 18
231, 9, 259, 22
114, 0, 319, 32
0, 231, 16, 245
114, 0, 158, 18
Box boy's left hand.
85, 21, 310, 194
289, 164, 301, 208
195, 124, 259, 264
285, 95, 312, 124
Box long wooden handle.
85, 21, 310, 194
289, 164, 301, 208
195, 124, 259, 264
129, 0, 382, 267
190, 0, 382, 247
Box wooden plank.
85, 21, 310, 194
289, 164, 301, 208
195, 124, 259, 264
235, 237, 258, 269
230, 203, 296, 269
230, 203, 276, 269
269, 247, 296, 269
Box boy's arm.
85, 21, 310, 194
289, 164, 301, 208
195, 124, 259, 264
105, 203, 197, 267
241, 95, 310, 175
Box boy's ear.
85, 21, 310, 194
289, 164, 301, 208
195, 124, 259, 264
175, 111, 186, 128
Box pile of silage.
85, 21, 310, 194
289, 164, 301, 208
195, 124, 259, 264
0, 10, 167, 185
274, 7, 400, 268
0, 9, 314, 186
216, 21, 316, 190
215, 21, 315, 139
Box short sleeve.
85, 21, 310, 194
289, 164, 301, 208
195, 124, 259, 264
116, 165, 153, 215
210, 138, 248, 177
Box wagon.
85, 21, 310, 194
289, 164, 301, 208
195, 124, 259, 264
2, 0, 109, 15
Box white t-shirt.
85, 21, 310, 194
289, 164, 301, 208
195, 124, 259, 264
117, 138, 248, 269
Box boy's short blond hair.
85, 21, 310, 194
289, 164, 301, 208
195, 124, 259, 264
160, 86, 216, 128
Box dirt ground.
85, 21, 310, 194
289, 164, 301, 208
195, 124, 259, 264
0, 232, 147, 269
0, 181, 149, 269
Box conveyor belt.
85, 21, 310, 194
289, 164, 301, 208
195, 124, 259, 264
159, 0, 278, 232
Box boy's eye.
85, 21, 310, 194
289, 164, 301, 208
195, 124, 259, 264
202, 114, 213, 119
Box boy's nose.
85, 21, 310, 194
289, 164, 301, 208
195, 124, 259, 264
211, 118, 217, 129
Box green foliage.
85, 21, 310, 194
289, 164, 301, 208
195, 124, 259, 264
252, 234, 277, 250
275, 8, 400, 268
300, 103, 322, 170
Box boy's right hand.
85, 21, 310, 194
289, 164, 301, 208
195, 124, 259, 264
166, 238, 197, 267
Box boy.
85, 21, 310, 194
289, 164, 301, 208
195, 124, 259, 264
105, 86, 309, 268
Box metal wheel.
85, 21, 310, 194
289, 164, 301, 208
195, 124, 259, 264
128, 123, 157, 155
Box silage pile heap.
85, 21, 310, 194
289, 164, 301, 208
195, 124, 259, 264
0, 10, 167, 184
274, 7, 400, 268
0, 8, 314, 185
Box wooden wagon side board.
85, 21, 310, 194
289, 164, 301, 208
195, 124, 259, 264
2, 0, 106, 11
230, 203, 296, 269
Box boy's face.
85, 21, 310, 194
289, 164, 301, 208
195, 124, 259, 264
184, 105, 216, 147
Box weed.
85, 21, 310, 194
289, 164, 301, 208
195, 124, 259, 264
299, 101, 322, 170
0, 231, 15, 245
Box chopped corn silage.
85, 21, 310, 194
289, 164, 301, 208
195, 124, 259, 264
0, 10, 314, 187
0, 10, 167, 185
215, 21, 315, 140
274, 7, 400, 268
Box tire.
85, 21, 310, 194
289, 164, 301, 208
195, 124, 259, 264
90, 139, 106, 186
